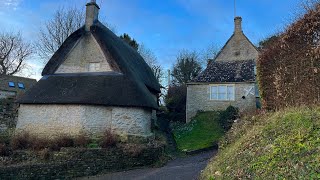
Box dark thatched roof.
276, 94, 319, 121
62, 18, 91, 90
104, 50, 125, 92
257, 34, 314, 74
17, 73, 158, 109
192, 60, 256, 83
17, 21, 160, 109
42, 22, 160, 94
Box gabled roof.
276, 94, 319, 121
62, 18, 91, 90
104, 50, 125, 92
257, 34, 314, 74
17, 21, 160, 109
214, 33, 258, 61
192, 60, 255, 83
42, 22, 160, 93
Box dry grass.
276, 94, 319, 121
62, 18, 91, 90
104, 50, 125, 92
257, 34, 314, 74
99, 129, 118, 148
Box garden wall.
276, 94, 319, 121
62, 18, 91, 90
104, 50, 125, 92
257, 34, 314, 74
0, 145, 164, 179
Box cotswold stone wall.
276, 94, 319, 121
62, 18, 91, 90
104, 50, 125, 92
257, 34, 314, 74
186, 83, 256, 122
0, 98, 18, 132
0, 145, 164, 179
55, 34, 113, 73
16, 105, 152, 138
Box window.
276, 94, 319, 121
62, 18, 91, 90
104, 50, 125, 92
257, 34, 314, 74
18, 83, 25, 89
88, 62, 101, 72
210, 85, 235, 101
8, 82, 15, 87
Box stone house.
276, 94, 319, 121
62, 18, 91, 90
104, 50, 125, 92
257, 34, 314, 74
16, 1, 160, 138
0, 75, 37, 99
186, 17, 259, 123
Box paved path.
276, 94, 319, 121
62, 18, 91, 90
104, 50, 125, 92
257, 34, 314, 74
80, 150, 216, 180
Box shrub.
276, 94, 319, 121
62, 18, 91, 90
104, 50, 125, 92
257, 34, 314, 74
55, 136, 74, 148
0, 143, 10, 156
165, 85, 187, 122
38, 148, 51, 160
100, 130, 117, 148
258, 3, 320, 110
0, 128, 14, 145
11, 132, 31, 150
218, 106, 239, 131
74, 133, 90, 147
31, 138, 51, 151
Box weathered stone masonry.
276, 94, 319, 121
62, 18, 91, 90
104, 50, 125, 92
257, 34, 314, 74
17, 105, 152, 137
186, 83, 256, 123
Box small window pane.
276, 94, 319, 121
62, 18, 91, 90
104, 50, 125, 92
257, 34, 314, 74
227, 86, 235, 100
18, 83, 25, 89
228, 86, 235, 100
219, 86, 227, 94
218, 86, 227, 100
211, 86, 217, 100
218, 93, 227, 100
8, 82, 15, 87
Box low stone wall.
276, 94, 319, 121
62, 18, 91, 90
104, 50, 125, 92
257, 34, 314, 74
0, 144, 165, 179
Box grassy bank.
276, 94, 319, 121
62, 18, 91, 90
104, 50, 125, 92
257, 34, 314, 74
173, 111, 224, 152
201, 107, 320, 179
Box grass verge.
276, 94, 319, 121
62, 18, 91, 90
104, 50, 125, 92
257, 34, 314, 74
173, 111, 224, 152
201, 107, 320, 179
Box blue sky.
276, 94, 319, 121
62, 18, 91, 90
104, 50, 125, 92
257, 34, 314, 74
0, 0, 303, 79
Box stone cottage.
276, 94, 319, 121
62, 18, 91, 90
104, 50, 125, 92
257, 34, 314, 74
0, 75, 36, 99
16, 1, 160, 138
186, 17, 259, 123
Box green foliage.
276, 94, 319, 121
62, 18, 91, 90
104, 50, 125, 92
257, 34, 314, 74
165, 85, 187, 122
201, 107, 320, 179
217, 106, 239, 131
172, 50, 202, 84
173, 111, 224, 152
119, 33, 139, 50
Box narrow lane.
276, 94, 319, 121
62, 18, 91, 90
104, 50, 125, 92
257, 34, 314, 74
80, 150, 216, 180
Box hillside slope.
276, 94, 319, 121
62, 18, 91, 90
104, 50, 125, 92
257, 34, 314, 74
201, 107, 320, 179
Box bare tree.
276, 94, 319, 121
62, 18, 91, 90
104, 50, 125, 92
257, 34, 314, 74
201, 43, 220, 67
138, 44, 164, 84
36, 6, 115, 64
0, 32, 33, 75
36, 7, 84, 62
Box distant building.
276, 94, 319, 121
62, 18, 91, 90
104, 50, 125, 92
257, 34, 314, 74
0, 75, 37, 99
186, 17, 259, 123
16, 1, 160, 138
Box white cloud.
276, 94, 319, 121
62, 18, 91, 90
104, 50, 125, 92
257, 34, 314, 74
0, 0, 22, 10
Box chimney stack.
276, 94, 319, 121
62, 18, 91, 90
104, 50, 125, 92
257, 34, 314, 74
85, 0, 100, 31
234, 16, 242, 34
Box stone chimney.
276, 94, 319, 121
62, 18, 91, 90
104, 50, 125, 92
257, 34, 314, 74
85, 0, 100, 31
234, 16, 242, 34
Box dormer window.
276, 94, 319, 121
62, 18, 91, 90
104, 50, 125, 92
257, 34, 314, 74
18, 83, 25, 89
88, 62, 101, 72
8, 82, 15, 87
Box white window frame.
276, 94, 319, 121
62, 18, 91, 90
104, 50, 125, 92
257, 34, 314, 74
210, 84, 235, 101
